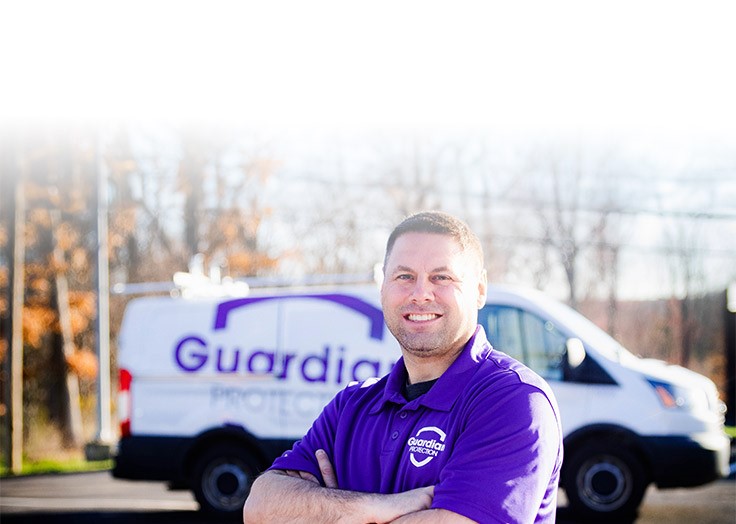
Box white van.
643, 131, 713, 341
112, 283, 731, 520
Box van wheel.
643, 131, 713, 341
563, 442, 648, 521
191, 444, 256, 516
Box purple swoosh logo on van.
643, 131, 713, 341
213, 294, 385, 340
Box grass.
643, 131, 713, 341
0, 409, 115, 477
0, 457, 113, 477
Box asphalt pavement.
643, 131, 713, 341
1, 471, 734, 524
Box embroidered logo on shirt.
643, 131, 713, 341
406, 426, 447, 467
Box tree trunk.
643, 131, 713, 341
50, 210, 84, 448
679, 296, 693, 368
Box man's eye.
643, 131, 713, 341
396, 274, 413, 280
432, 275, 452, 282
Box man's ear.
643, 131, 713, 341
477, 268, 488, 309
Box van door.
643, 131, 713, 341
479, 305, 590, 433
274, 297, 335, 436
277, 291, 400, 434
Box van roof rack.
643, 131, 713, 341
111, 259, 383, 297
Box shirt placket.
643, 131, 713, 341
383, 406, 413, 453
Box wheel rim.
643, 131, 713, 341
577, 455, 633, 511
203, 461, 250, 511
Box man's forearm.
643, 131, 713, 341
243, 470, 368, 523
243, 470, 433, 524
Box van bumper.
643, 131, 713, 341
113, 436, 191, 482
642, 433, 731, 488
112, 433, 296, 483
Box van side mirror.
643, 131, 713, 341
566, 338, 586, 369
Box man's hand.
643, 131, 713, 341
310, 449, 435, 522
309, 450, 470, 523
244, 450, 435, 523
378, 485, 435, 522
316, 449, 338, 488
282, 449, 337, 487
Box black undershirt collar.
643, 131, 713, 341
403, 378, 439, 401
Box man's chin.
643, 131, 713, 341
401, 345, 442, 358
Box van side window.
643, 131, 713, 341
481, 306, 567, 381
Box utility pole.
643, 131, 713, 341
10, 163, 26, 473
86, 134, 113, 460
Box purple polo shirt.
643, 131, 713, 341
270, 326, 563, 523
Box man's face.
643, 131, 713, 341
381, 232, 487, 361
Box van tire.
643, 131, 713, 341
563, 441, 648, 521
191, 443, 256, 516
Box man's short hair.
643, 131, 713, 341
384, 211, 484, 269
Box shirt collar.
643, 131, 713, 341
370, 325, 493, 414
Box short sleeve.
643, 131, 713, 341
431, 383, 562, 523
268, 387, 345, 484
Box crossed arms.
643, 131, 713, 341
242, 449, 475, 524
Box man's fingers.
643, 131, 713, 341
413, 485, 434, 510
282, 469, 319, 484
277, 453, 337, 489
298, 471, 320, 483
316, 449, 338, 488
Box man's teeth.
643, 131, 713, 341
407, 314, 438, 322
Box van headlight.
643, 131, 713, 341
646, 378, 708, 412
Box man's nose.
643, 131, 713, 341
409, 278, 434, 302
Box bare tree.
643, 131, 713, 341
517, 145, 628, 310
106, 129, 183, 284
369, 135, 446, 220
178, 130, 207, 259
203, 139, 279, 277
664, 218, 708, 367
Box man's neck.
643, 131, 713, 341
402, 347, 462, 385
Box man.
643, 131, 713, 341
243, 211, 563, 523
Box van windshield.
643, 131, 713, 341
529, 292, 635, 363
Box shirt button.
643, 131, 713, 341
391, 431, 399, 439
399, 412, 408, 419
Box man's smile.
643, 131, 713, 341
405, 313, 442, 322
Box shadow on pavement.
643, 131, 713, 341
0, 510, 238, 524
556, 506, 637, 524
1, 507, 638, 524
